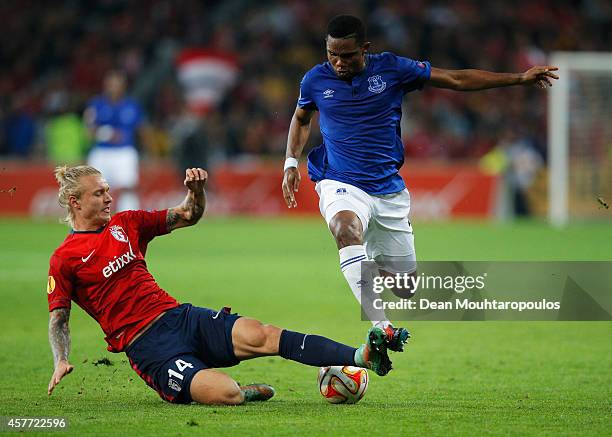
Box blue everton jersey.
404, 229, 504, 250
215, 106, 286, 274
298, 52, 431, 195
86, 96, 143, 149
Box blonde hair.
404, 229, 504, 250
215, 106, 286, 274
54, 165, 101, 226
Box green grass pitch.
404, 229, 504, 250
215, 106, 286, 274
0, 217, 610, 436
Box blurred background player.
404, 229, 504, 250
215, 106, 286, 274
83, 70, 144, 211
47, 165, 397, 405
281, 15, 558, 349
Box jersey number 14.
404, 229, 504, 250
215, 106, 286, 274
167, 359, 193, 380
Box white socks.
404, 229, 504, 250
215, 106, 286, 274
339, 245, 391, 328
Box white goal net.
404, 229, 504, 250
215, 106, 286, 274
548, 52, 612, 226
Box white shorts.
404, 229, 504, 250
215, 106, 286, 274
315, 179, 416, 273
88, 146, 139, 189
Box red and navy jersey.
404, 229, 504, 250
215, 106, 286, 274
47, 210, 179, 352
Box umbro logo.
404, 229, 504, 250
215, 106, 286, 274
323, 89, 335, 98
336, 188, 348, 195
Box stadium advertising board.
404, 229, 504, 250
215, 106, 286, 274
0, 162, 497, 219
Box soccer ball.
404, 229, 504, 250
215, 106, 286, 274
317, 366, 369, 404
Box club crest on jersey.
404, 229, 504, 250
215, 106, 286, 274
109, 225, 128, 243
367, 75, 386, 94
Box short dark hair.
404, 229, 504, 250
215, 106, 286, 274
327, 15, 366, 45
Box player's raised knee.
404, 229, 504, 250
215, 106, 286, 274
247, 323, 268, 349
247, 323, 281, 354
235, 318, 281, 355
329, 212, 363, 248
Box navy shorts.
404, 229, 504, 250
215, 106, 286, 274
125, 303, 241, 404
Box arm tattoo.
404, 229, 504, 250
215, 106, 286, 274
166, 208, 180, 231
185, 191, 205, 223
167, 190, 205, 230
49, 308, 71, 367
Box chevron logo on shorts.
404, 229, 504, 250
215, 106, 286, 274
336, 188, 348, 195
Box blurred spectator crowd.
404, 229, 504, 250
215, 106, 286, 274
1, 0, 611, 168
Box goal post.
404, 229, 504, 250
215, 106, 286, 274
548, 51, 612, 227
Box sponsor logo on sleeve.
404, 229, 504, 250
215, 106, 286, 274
47, 276, 56, 294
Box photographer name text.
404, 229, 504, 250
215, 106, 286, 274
373, 298, 561, 312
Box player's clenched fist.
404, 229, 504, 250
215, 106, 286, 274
184, 168, 207, 192
282, 167, 301, 208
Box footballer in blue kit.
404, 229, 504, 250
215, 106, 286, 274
300, 51, 430, 196
282, 15, 558, 350
84, 70, 144, 212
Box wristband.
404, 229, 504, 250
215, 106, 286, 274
284, 157, 299, 172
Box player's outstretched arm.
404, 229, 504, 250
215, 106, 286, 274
429, 66, 559, 91
166, 168, 207, 231
48, 308, 74, 395
282, 107, 314, 208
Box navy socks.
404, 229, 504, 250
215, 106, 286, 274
278, 330, 356, 367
